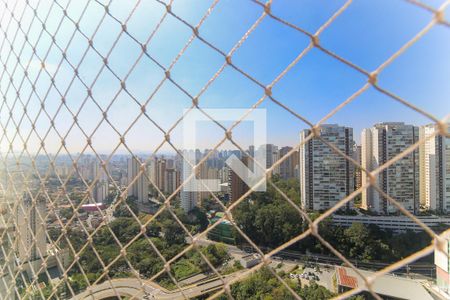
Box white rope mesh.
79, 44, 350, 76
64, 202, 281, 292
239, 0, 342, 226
1, 0, 449, 299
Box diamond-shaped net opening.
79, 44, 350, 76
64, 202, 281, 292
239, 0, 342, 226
1, 0, 450, 299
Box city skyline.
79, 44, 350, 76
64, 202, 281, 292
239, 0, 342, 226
9, 121, 444, 216
1, 120, 447, 156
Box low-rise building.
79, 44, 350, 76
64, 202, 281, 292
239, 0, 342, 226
240, 254, 261, 269
435, 235, 450, 298
81, 202, 106, 212
335, 266, 433, 300
332, 214, 450, 232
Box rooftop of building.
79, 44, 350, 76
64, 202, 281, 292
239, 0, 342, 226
81, 203, 105, 207
335, 266, 433, 300
241, 253, 261, 262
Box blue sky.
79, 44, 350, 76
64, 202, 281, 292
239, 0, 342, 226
1, 0, 449, 155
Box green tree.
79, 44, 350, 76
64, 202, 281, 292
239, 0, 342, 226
162, 219, 186, 245
113, 196, 138, 218
299, 281, 334, 300
201, 243, 229, 268
233, 179, 303, 247
189, 207, 209, 232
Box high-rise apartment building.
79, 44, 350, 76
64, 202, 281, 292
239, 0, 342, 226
79, 155, 97, 181
164, 168, 179, 195
419, 124, 450, 213
361, 122, 419, 215
157, 158, 166, 191
248, 145, 255, 158
197, 163, 221, 202
17, 193, 46, 264
127, 157, 149, 203
181, 191, 198, 212
92, 180, 109, 203
0, 193, 14, 288
180, 151, 199, 212
152, 159, 160, 190
299, 124, 354, 211
92, 161, 109, 203
279, 146, 299, 180
148, 157, 181, 196
0, 211, 13, 299
353, 145, 362, 191
228, 155, 250, 203
150, 157, 180, 194
261, 144, 280, 175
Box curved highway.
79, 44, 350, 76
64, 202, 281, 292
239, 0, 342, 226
72, 272, 243, 299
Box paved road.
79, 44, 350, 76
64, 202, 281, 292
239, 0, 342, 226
71, 271, 243, 299
238, 244, 436, 278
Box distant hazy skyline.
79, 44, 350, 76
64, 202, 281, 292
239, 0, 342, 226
1, 0, 449, 156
